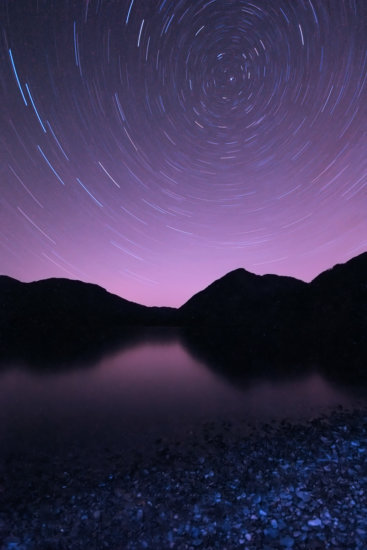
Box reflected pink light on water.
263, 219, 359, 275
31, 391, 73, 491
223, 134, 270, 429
0, 340, 362, 457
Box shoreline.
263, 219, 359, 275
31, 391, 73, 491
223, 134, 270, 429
2, 406, 367, 549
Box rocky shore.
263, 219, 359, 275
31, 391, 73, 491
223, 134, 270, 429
2, 407, 367, 549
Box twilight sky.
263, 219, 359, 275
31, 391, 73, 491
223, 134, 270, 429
1, 0, 366, 307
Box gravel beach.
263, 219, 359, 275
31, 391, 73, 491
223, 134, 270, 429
2, 407, 367, 550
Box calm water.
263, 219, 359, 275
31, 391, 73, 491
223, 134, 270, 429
0, 333, 365, 461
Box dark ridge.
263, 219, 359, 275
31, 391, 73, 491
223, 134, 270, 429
311, 251, 367, 285
1, 251, 366, 374
308, 252, 367, 367
0, 276, 177, 362
179, 268, 307, 327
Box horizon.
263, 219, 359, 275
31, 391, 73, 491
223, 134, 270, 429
2, 248, 365, 308
1, 1, 366, 308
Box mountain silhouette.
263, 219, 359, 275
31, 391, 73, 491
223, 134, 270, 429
0, 277, 176, 361
178, 267, 307, 328
177, 252, 367, 382
0, 252, 366, 368
308, 252, 367, 364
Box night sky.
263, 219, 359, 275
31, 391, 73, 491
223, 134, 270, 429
1, 0, 366, 307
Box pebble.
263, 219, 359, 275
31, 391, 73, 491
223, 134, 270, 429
3, 408, 367, 550
280, 535, 295, 547
308, 518, 322, 527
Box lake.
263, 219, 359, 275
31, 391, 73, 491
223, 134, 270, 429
0, 330, 365, 463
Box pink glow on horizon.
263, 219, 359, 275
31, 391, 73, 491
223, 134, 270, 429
1, 1, 366, 307
4, 244, 365, 307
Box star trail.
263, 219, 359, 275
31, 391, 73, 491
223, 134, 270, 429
1, 0, 366, 306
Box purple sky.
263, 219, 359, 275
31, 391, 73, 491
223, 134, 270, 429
1, 0, 366, 307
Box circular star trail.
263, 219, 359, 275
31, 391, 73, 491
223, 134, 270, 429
1, 0, 366, 306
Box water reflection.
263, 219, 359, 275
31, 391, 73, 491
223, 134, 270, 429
0, 330, 364, 462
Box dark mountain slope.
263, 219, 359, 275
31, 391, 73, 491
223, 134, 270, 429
179, 268, 308, 330
309, 252, 367, 358
0, 276, 176, 360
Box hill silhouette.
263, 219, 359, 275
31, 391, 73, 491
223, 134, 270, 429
308, 252, 367, 368
0, 252, 366, 370
0, 277, 176, 361
179, 253, 367, 382
179, 267, 308, 328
